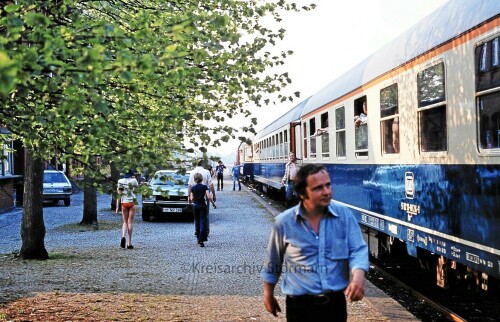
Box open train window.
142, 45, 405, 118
380, 84, 399, 154
354, 97, 368, 158
476, 37, 500, 151
319, 112, 329, 159
417, 62, 447, 152
309, 118, 317, 159
335, 106, 346, 158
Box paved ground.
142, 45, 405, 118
0, 177, 418, 321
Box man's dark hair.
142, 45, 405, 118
294, 164, 327, 199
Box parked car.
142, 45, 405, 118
141, 170, 192, 221
43, 170, 72, 206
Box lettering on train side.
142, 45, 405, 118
388, 223, 398, 235
400, 202, 421, 221
416, 234, 428, 246
361, 214, 379, 229
435, 239, 447, 254
466, 252, 480, 264
451, 246, 461, 259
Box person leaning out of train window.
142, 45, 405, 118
281, 152, 300, 208
354, 101, 368, 128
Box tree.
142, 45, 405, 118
0, 0, 315, 259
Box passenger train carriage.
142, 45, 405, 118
239, 0, 500, 291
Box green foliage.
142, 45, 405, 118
0, 0, 314, 185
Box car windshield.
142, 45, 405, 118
151, 172, 187, 186
43, 172, 67, 183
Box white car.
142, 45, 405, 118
141, 170, 192, 221
43, 170, 72, 206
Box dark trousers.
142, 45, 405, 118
193, 204, 208, 242
286, 292, 347, 322
217, 174, 223, 190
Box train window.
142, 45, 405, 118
274, 133, 280, 159
320, 112, 329, 159
309, 118, 317, 159
354, 97, 368, 157
335, 106, 346, 158
478, 92, 500, 150
284, 130, 289, 157
417, 62, 445, 107
279, 132, 283, 159
266, 138, 269, 159
476, 37, 500, 91
303, 122, 308, 159
417, 62, 447, 152
476, 37, 500, 151
380, 84, 400, 154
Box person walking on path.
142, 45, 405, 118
262, 164, 369, 322
188, 160, 216, 235
281, 152, 300, 208
190, 173, 216, 247
215, 160, 226, 191
117, 170, 139, 249
231, 162, 242, 191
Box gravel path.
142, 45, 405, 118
0, 179, 416, 321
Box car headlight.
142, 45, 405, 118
142, 195, 156, 202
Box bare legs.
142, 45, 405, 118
121, 205, 136, 248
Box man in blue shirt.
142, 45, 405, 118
262, 164, 369, 322
231, 162, 242, 191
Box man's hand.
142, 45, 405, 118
264, 295, 281, 317
263, 282, 281, 317
345, 269, 365, 302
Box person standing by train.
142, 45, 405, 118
215, 160, 226, 191
281, 152, 300, 208
262, 164, 369, 321
231, 162, 242, 191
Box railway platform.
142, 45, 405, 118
0, 176, 420, 321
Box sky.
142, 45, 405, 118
214, 0, 450, 162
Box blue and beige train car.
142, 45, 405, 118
242, 0, 500, 290
243, 98, 309, 196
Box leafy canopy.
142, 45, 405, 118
0, 0, 315, 178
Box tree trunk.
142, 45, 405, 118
80, 169, 98, 226
110, 162, 120, 212
20, 149, 48, 260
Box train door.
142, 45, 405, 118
291, 122, 302, 159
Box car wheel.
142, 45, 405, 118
142, 211, 151, 221
64, 198, 71, 206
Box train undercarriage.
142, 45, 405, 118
363, 228, 499, 294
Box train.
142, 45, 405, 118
237, 0, 500, 292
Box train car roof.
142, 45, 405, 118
253, 96, 310, 140
302, 0, 500, 117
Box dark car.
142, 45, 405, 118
43, 170, 72, 206
141, 170, 193, 221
